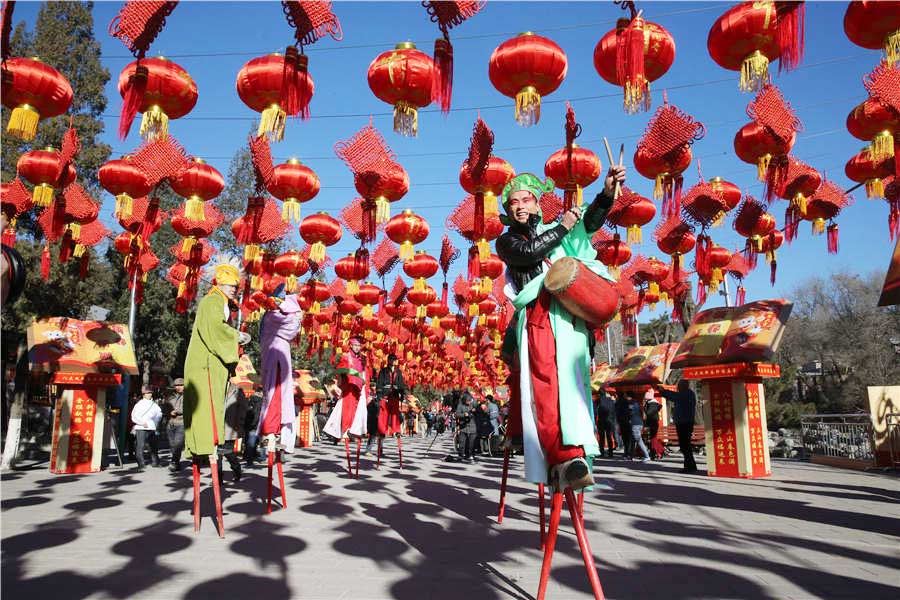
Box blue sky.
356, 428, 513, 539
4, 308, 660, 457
13, 1, 894, 320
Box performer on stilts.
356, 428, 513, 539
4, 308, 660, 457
256, 283, 302, 512
495, 167, 625, 600
183, 259, 250, 537
323, 335, 369, 478
368, 352, 407, 468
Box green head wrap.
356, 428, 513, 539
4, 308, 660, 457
500, 173, 555, 225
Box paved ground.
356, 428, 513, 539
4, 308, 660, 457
2, 435, 899, 600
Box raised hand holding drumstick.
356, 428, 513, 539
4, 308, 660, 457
602, 138, 627, 199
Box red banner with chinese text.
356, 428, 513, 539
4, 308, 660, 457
709, 380, 739, 477
745, 382, 768, 477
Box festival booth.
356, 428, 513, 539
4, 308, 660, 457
590, 362, 614, 399
606, 344, 679, 438
672, 300, 793, 478
27, 317, 138, 474
294, 369, 325, 448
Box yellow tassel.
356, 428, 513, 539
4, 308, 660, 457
477, 239, 490, 261
481, 277, 492, 296
286, 275, 298, 292
32, 183, 55, 208
342, 315, 351, 328
607, 265, 620, 280
244, 243, 260, 262
866, 178, 885, 199
311, 301, 320, 315
251, 275, 263, 290
375, 197, 391, 224
185, 196, 206, 221
653, 175, 664, 200
752, 235, 763, 252
468, 304, 479, 317
432, 317, 440, 330
139, 105, 169, 141
321, 324, 330, 336
68, 222, 82, 241
484, 192, 499, 217
576, 185, 583, 207
393, 100, 419, 137
7, 104, 40, 140
377, 332, 385, 343
181, 236, 196, 253
711, 267, 722, 286
765, 250, 776, 264
478, 314, 486, 327
142, 272, 148, 283
414, 277, 425, 292
399, 241, 414, 260
73, 244, 86, 258
115, 193, 134, 219
627, 224, 642, 245
791, 193, 807, 216
282, 199, 301, 223
514, 86, 541, 127
649, 281, 659, 297
363, 304, 373, 318
416, 305, 426, 319
886, 29, 900, 66
346, 279, 359, 295
259, 104, 286, 142
711, 211, 725, 227
407, 350, 414, 361
660, 291, 670, 304
323, 341, 330, 350
177, 281, 187, 298
740, 50, 769, 92
870, 131, 895, 162
613, 312, 621, 322
310, 241, 326, 263
493, 332, 501, 345
757, 154, 772, 181
811, 218, 825, 235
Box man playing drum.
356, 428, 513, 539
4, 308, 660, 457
496, 166, 625, 492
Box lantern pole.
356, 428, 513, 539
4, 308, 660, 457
634, 320, 641, 348
722, 275, 732, 308
606, 328, 613, 364
127, 270, 138, 339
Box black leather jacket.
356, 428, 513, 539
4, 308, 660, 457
495, 191, 614, 294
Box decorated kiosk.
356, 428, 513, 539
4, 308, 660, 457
607, 343, 679, 434
671, 300, 793, 478
294, 369, 325, 448
27, 317, 138, 474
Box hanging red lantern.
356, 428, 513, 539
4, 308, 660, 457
403, 251, 440, 292
171, 201, 224, 252
267, 158, 320, 223
236, 49, 314, 142
846, 97, 900, 164
605, 187, 657, 245
98, 156, 153, 219
169, 158, 224, 221
354, 162, 410, 224
407, 284, 438, 319
544, 145, 602, 208
843, 1, 900, 66
705, 245, 732, 291
593, 14, 676, 113
845, 146, 894, 199
595, 232, 633, 279
734, 197, 777, 252
367, 42, 435, 136
334, 251, 371, 296
299, 212, 342, 263
354, 282, 382, 318
477, 253, 504, 295
447, 194, 506, 261
709, 177, 743, 216
117, 57, 198, 141
488, 32, 568, 126
1, 56, 73, 141
756, 229, 784, 284
459, 156, 515, 218
385, 209, 429, 260
298, 279, 331, 315
771, 156, 821, 215
16, 147, 76, 208
273, 249, 310, 292
801, 180, 851, 254
707, 1, 805, 92
653, 217, 696, 275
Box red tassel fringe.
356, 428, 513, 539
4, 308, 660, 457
776, 1, 805, 72
79, 253, 89, 280
467, 245, 480, 280
41, 244, 51, 280
441, 281, 448, 306
1, 227, 15, 247
736, 285, 746, 306
282, 47, 311, 120
695, 234, 711, 279
433, 37, 453, 115
826, 223, 839, 254
119, 63, 148, 140
696, 279, 707, 306
770, 260, 777, 286
784, 206, 800, 243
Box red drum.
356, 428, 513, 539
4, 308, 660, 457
544, 257, 620, 327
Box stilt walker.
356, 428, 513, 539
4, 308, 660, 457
183, 260, 249, 538
323, 335, 369, 478
372, 352, 407, 468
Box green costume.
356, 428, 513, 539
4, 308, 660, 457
183, 287, 240, 457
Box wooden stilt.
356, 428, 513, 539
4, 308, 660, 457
192, 458, 201, 532
578, 490, 585, 520
355, 437, 361, 479
209, 456, 224, 538
538, 483, 547, 549
397, 434, 403, 469
565, 488, 605, 600
276, 449, 287, 509
536, 492, 564, 600
376, 436, 383, 470
497, 446, 510, 524
344, 438, 352, 476
266, 450, 274, 514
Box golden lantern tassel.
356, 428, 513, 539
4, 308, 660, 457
7, 104, 40, 140
649, 281, 660, 297
626, 224, 642, 245
607, 265, 620, 280
811, 218, 825, 235
866, 178, 885, 199
481, 277, 492, 296
653, 175, 664, 200
311, 301, 320, 315
740, 50, 769, 92
399, 241, 414, 260
393, 100, 418, 137
251, 275, 263, 290
185, 196, 206, 221
468, 304, 479, 317
887, 29, 900, 66
478, 314, 486, 327
483, 192, 499, 217
414, 277, 425, 292
321, 323, 330, 336
791, 193, 807, 216
346, 279, 359, 295
73, 243, 86, 258
244, 243, 260, 262
416, 305, 427, 319
68, 222, 82, 241
33, 183, 55, 208
757, 154, 772, 181
765, 249, 776, 264
259, 104, 286, 142
181, 236, 196, 253
870, 131, 895, 162
139, 105, 169, 141
711, 211, 725, 227
177, 281, 187, 298
477, 238, 490, 261
310, 241, 326, 263
115, 193, 134, 219
375, 197, 391, 223
514, 86, 541, 127
365, 330, 374, 341
282, 199, 301, 223
286, 275, 298, 292
432, 317, 440, 330
363, 304, 373, 318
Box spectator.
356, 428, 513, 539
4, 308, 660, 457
628, 392, 651, 463
244, 382, 264, 466
161, 378, 185, 472
131, 386, 162, 470
486, 394, 500, 452
219, 382, 248, 482
455, 392, 478, 463
474, 401, 493, 456
658, 380, 698, 473
614, 392, 632, 459
644, 390, 664, 460
595, 389, 616, 458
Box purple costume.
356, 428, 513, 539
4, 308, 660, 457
256, 294, 302, 450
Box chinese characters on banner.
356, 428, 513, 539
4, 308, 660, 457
709, 380, 740, 477
746, 382, 768, 477
66, 388, 98, 473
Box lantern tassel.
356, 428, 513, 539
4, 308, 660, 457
433, 37, 453, 114
481, 276, 492, 296
514, 86, 541, 127
79, 253, 89, 280
32, 184, 54, 208
865, 178, 885, 200
757, 154, 772, 182
620, 16, 650, 114
115, 193, 134, 219
607, 264, 620, 280
483, 191, 499, 217
740, 50, 769, 92
827, 223, 839, 254
139, 105, 169, 142
477, 238, 490, 262
286, 274, 298, 293
414, 277, 425, 293
736, 285, 746, 306
886, 29, 900, 66
181, 236, 197, 253
626, 224, 642, 245
185, 196, 206, 221
889, 197, 899, 241
244, 243, 260, 262
363, 304, 373, 318
784, 207, 800, 242
259, 104, 286, 142
375, 197, 390, 224
399, 241, 414, 260
776, 0, 805, 72
7, 103, 40, 141
810, 217, 825, 236
41, 244, 51, 280
310, 241, 326, 264
119, 64, 148, 140
770, 258, 777, 285
393, 101, 418, 137
870, 131, 895, 163
282, 199, 301, 223
2, 226, 16, 247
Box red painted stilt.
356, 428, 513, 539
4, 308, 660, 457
538, 483, 546, 549
376, 436, 383, 469
536, 491, 564, 600
355, 437, 361, 479
276, 449, 287, 509
397, 434, 403, 469
565, 488, 605, 600
344, 438, 352, 476
266, 450, 274, 514
497, 446, 510, 524
578, 490, 585, 520
192, 458, 201, 532
209, 457, 224, 538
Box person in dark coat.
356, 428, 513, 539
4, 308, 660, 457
628, 392, 651, 462
455, 392, 478, 463
595, 390, 616, 458
658, 380, 698, 473
474, 400, 494, 455
614, 392, 632, 459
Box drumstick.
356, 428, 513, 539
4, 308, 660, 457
602, 137, 621, 199
617, 143, 625, 197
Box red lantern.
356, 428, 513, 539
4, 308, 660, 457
235, 49, 314, 142
367, 42, 435, 136
171, 201, 224, 252
488, 32, 568, 126
707, 1, 805, 92
267, 158, 320, 223
1, 57, 73, 141
98, 156, 153, 219
299, 212, 342, 263
846, 97, 899, 164
16, 147, 76, 207
407, 285, 438, 319
843, 1, 900, 66
403, 251, 439, 292
273, 250, 310, 292
596, 233, 633, 279
477, 253, 505, 295
593, 15, 676, 113
354, 163, 410, 224
606, 188, 657, 245
772, 156, 821, 215
734, 198, 777, 251
354, 282, 382, 317
459, 156, 515, 217
845, 147, 894, 199
734, 120, 797, 181
117, 57, 198, 141
633, 144, 692, 206
169, 158, 224, 221
334, 252, 370, 295
298, 279, 331, 315
705, 245, 732, 291
544, 145, 602, 208
385, 209, 429, 260
710, 177, 743, 214
654, 218, 696, 274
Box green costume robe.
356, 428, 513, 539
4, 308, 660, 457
183, 287, 239, 457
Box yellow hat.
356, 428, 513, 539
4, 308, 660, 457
214, 264, 240, 286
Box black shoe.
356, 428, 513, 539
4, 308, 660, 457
679, 467, 699, 474
233, 464, 242, 482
